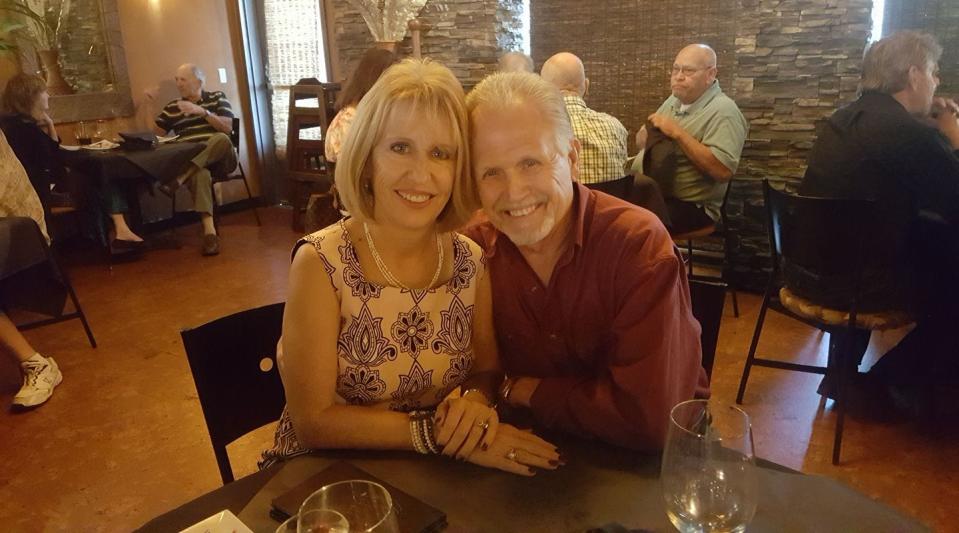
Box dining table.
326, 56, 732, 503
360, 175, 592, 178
136, 432, 928, 532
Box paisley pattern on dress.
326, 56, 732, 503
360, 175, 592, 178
338, 305, 398, 367
339, 223, 381, 302
390, 306, 433, 356
390, 360, 434, 411
438, 353, 473, 401
337, 365, 388, 404
431, 296, 474, 358
261, 224, 485, 467
446, 238, 476, 295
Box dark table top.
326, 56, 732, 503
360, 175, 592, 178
61, 141, 203, 185
137, 434, 928, 533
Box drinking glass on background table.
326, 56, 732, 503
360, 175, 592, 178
661, 399, 758, 533
300, 480, 399, 533
75, 121, 91, 145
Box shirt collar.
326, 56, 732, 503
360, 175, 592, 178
563, 94, 588, 109
670, 81, 722, 116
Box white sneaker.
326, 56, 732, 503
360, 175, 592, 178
13, 356, 62, 408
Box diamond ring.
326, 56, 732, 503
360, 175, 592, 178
506, 448, 517, 461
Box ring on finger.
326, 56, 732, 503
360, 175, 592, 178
506, 448, 517, 462
476, 420, 490, 430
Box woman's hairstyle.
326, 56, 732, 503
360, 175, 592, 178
465, 71, 574, 153
335, 58, 477, 232
861, 30, 942, 94
335, 48, 398, 110
2, 73, 47, 116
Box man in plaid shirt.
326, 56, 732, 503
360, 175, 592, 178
541, 53, 628, 185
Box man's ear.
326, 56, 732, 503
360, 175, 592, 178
583, 78, 590, 98
706, 66, 718, 85
568, 137, 582, 182
906, 65, 921, 91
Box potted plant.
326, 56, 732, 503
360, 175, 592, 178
0, 0, 73, 94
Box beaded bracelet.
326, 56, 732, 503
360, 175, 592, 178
409, 410, 439, 455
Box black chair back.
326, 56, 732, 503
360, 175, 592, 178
585, 175, 633, 200
763, 180, 887, 312
229, 117, 241, 149
689, 278, 726, 379
181, 302, 286, 484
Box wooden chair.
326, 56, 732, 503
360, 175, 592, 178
0, 217, 96, 347
671, 182, 740, 317
689, 278, 727, 380
181, 302, 286, 484
735, 180, 911, 464
286, 79, 340, 232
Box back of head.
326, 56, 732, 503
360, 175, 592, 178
2, 73, 46, 116
336, 47, 398, 109
335, 58, 475, 232
540, 52, 586, 95
497, 52, 535, 73
861, 30, 942, 94
467, 71, 574, 150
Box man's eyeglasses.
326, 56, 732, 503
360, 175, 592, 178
671, 65, 711, 76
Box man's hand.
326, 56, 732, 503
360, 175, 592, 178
635, 125, 648, 150
177, 100, 207, 116
647, 113, 685, 140
932, 97, 959, 150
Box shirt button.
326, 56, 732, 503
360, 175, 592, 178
549, 333, 558, 340
530, 286, 538, 293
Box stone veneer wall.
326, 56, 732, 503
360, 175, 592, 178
532, 0, 873, 291
56, 0, 114, 93
884, 0, 959, 96
330, 0, 525, 90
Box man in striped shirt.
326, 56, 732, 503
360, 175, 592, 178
153, 63, 236, 255
540, 52, 628, 185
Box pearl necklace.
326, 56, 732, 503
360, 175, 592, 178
363, 221, 444, 291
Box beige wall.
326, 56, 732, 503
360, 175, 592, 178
117, 0, 257, 201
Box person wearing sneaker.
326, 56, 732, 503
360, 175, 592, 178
1, 312, 62, 408
152, 63, 236, 256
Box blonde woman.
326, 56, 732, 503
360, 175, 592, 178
262, 60, 560, 475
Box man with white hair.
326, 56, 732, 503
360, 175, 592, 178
541, 52, 628, 185
801, 31, 959, 393
497, 51, 534, 73
154, 63, 236, 256
464, 72, 708, 451
634, 44, 748, 233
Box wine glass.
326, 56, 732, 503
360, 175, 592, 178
661, 399, 758, 533
299, 480, 399, 533
75, 121, 91, 145
297, 509, 350, 533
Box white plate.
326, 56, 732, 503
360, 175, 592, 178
80, 140, 119, 151
178, 510, 253, 533
158, 134, 180, 144
59, 145, 81, 151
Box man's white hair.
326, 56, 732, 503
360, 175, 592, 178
467, 71, 573, 151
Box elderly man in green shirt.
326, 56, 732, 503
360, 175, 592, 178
633, 44, 748, 233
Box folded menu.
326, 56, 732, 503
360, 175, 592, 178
271, 460, 447, 533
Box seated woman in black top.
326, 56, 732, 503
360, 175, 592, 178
0, 74, 145, 249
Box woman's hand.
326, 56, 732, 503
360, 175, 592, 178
464, 424, 562, 476
434, 395, 498, 460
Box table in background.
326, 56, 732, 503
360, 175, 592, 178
137, 434, 928, 532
